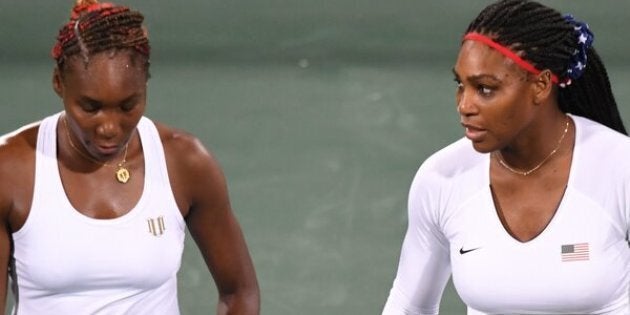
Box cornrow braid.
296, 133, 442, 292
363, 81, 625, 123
52, 0, 150, 73
466, 0, 626, 134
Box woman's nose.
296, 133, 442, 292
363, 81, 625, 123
457, 89, 477, 116
95, 116, 120, 139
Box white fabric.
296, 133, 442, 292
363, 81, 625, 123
382, 115, 630, 315
11, 113, 186, 315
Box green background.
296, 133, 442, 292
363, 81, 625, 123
1, 1, 629, 314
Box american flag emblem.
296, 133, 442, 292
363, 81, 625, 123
561, 243, 590, 262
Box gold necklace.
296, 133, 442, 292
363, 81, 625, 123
62, 117, 131, 184
495, 117, 570, 176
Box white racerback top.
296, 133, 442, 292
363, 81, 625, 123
10, 112, 186, 315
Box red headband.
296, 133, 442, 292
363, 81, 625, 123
463, 32, 559, 84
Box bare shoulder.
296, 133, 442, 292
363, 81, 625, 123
0, 122, 40, 214
153, 121, 229, 216
0, 122, 39, 175
154, 122, 219, 172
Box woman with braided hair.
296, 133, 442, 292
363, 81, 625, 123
0, 0, 259, 314
382, 0, 629, 314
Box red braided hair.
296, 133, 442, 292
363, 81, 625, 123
52, 0, 150, 67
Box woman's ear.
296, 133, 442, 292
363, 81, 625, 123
52, 67, 64, 98
531, 69, 554, 105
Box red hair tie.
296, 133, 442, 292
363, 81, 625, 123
463, 32, 559, 84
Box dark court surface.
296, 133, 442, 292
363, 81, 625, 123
1, 1, 629, 314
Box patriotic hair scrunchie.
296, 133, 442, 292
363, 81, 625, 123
561, 14, 594, 87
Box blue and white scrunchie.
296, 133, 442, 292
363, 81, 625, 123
562, 14, 594, 87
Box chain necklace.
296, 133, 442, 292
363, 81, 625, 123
494, 117, 570, 176
62, 117, 131, 184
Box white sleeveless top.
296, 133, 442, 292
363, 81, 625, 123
11, 113, 186, 315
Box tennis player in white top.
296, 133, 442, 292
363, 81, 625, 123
382, 0, 629, 314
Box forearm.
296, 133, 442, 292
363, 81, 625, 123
0, 290, 5, 315
0, 219, 10, 315
216, 288, 260, 315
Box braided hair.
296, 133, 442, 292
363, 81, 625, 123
466, 0, 626, 134
52, 0, 150, 75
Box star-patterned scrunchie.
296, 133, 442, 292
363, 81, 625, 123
563, 14, 594, 84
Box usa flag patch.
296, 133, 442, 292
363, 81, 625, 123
561, 243, 590, 262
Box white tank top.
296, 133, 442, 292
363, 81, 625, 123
11, 113, 186, 315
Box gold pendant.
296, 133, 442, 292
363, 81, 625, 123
116, 167, 130, 184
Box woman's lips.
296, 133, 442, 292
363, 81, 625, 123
462, 124, 486, 142
95, 144, 120, 156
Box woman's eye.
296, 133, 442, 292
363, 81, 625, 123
454, 79, 463, 90
478, 85, 493, 96
121, 102, 136, 112
80, 101, 99, 113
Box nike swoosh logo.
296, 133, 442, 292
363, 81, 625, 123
459, 247, 480, 255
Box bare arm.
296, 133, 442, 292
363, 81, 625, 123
0, 127, 38, 314
0, 135, 16, 313
165, 130, 259, 315
0, 218, 8, 314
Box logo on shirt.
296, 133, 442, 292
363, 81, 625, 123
148, 216, 166, 236
561, 242, 590, 262
459, 246, 480, 255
